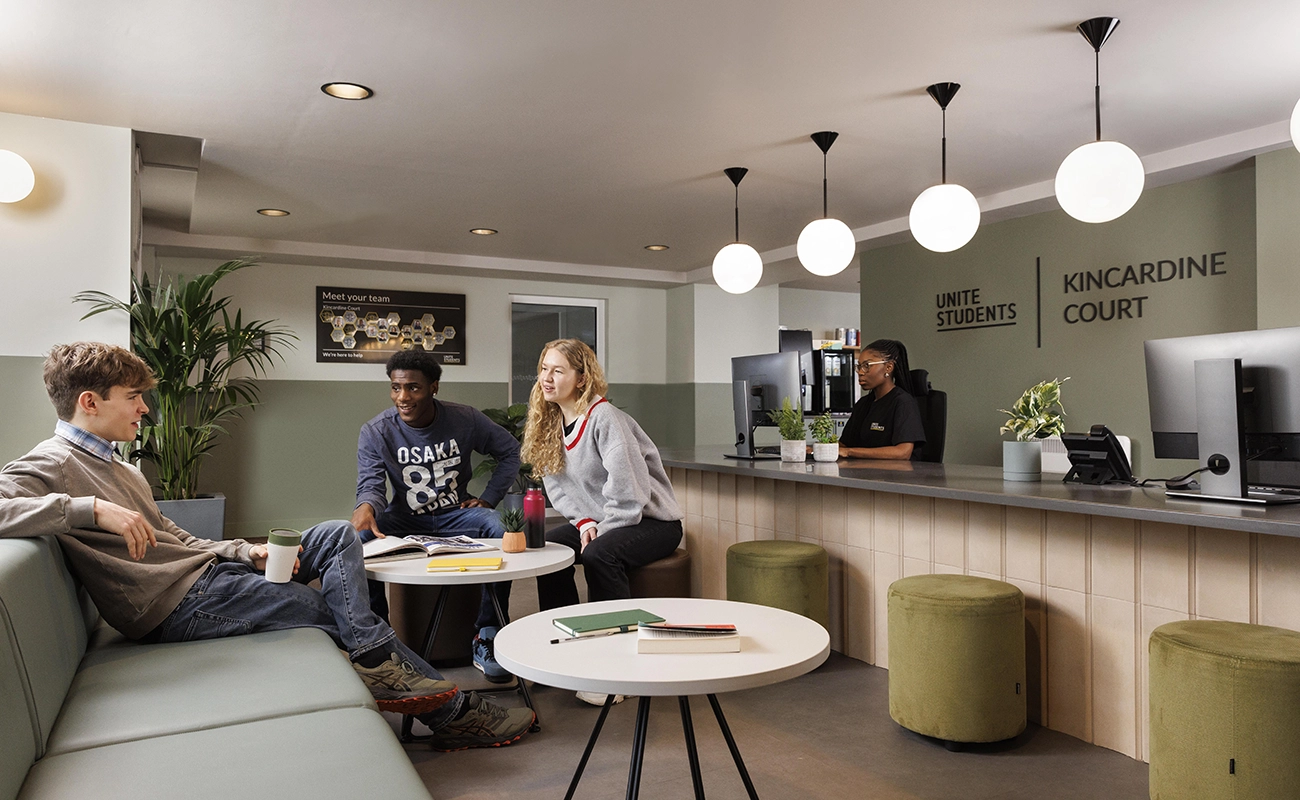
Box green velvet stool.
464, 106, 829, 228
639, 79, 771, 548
887, 574, 1026, 745
1149, 620, 1300, 800
725, 541, 828, 629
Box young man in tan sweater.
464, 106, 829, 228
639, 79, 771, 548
0, 342, 532, 751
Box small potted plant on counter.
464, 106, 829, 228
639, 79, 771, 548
998, 377, 1069, 482
768, 397, 807, 463
498, 507, 526, 553
810, 413, 839, 462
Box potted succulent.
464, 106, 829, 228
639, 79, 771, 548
998, 377, 1069, 482
809, 412, 839, 462
768, 397, 807, 463
76, 258, 296, 538
498, 507, 526, 553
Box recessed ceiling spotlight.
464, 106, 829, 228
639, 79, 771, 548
644, 244, 669, 251
321, 82, 374, 100
257, 208, 290, 217
469, 228, 498, 235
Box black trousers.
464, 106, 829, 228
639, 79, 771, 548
536, 517, 683, 609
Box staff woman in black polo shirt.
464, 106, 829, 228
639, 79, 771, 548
839, 338, 927, 460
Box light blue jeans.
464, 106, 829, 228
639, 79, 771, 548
150, 519, 464, 727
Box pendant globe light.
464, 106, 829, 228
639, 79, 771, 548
712, 167, 763, 294
1055, 17, 1145, 223
0, 150, 35, 203
797, 131, 856, 277
909, 83, 981, 252
1291, 96, 1300, 153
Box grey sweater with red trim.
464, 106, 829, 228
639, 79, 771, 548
542, 397, 682, 537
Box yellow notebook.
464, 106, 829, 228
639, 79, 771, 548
425, 556, 503, 573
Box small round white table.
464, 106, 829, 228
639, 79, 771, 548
494, 597, 830, 800
365, 542, 574, 737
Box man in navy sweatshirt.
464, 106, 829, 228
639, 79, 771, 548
352, 350, 521, 683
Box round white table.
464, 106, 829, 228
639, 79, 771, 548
364, 541, 574, 737
495, 597, 830, 800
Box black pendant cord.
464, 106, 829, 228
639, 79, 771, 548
941, 107, 948, 184
1094, 49, 1102, 142
734, 184, 740, 242
821, 151, 828, 219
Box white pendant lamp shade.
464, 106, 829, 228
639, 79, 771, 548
796, 217, 855, 276
1055, 140, 1144, 224
0, 150, 35, 203
1291, 96, 1300, 153
712, 242, 764, 294
910, 183, 981, 253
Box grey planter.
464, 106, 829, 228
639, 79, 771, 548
1003, 441, 1043, 482
155, 494, 227, 541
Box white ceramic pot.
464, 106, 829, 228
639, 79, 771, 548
812, 442, 839, 462
1003, 440, 1043, 482
780, 439, 807, 462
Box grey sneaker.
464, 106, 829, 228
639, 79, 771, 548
353, 653, 458, 714
428, 691, 535, 751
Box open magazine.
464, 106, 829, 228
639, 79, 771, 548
362, 534, 498, 564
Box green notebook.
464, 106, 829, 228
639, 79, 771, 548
552, 608, 665, 638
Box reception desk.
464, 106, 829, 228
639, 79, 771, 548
659, 449, 1300, 762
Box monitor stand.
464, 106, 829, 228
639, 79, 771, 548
724, 378, 782, 459
1165, 488, 1300, 505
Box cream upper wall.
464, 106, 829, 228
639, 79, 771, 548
1256, 147, 1300, 330
692, 283, 780, 383
156, 257, 668, 384
778, 287, 860, 340
0, 111, 130, 355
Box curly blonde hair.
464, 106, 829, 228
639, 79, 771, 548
521, 339, 608, 477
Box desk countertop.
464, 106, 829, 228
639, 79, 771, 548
660, 448, 1300, 539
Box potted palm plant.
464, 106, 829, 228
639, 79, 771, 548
76, 258, 295, 538
768, 397, 807, 463
473, 402, 533, 510
809, 412, 839, 462
998, 377, 1069, 482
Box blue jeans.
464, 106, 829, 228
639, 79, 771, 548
362, 506, 508, 630
150, 519, 463, 728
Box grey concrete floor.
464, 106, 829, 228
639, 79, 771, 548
385, 574, 1150, 800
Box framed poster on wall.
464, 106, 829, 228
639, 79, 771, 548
316, 286, 467, 364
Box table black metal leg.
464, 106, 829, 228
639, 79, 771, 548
488, 590, 541, 732
626, 696, 653, 800
679, 696, 706, 799
400, 587, 450, 743
563, 693, 616, 800
707, 694, 760, 800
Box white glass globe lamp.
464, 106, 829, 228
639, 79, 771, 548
712, 242, 763, 294
0, 150, 35, 203
1291, 96, 1300, 154
909, 184, 980, 253
796, 217, 855, 276
1054, 140, 1144, 224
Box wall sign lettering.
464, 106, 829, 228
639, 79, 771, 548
1060, 251, 1227, 326
935, 287, 1018, 332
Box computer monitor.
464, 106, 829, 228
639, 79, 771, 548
1144, 326, 1300, 500
778, 329, 814, 413
726, 351, 803, 459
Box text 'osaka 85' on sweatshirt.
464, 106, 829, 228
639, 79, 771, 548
542, 397, 682, 536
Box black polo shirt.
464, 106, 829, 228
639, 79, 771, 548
839, 386, 927, 456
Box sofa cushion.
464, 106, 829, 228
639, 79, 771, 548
20, 707, 432, 800
0, 538, 87, 757
0, 607, 38, 800
45, 627, 375, 756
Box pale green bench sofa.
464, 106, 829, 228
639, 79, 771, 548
1, 536, 433, 800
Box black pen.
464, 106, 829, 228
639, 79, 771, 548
550, 628, 637, 644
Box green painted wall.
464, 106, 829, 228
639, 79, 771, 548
1256, 147, 1300, 330
861, 167, 1257, 476
0, 356, 58, 465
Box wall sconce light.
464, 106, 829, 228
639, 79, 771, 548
712, 167, 763, 294
1054, 17, 1145, 223
0, 150, 35, 203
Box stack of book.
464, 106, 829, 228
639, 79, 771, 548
636, 622, 740, 654
552, 609, 665, 640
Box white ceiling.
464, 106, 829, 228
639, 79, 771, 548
4, 1, 1299, 291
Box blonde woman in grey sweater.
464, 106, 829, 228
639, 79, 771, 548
521, 339, 683, 615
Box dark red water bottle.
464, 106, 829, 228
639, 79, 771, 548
523, 487, 546, 549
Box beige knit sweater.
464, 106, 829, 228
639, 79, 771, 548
0, 437, 255, 638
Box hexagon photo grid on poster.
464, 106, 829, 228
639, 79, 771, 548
316, 286, 466, 364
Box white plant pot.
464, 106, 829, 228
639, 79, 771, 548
780, 439, 806, 462
1003, 440, 1043, 482
812, 442, 839, 462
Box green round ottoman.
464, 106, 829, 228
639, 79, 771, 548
887, 574, 1026, 744
726, 541, 828, 629
1149, 620, 1300, 800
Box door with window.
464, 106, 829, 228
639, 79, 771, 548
510, 296, 606, 404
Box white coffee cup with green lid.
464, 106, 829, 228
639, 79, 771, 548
265, 529, 301, 583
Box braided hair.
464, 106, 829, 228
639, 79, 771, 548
863, 338, 914, 395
